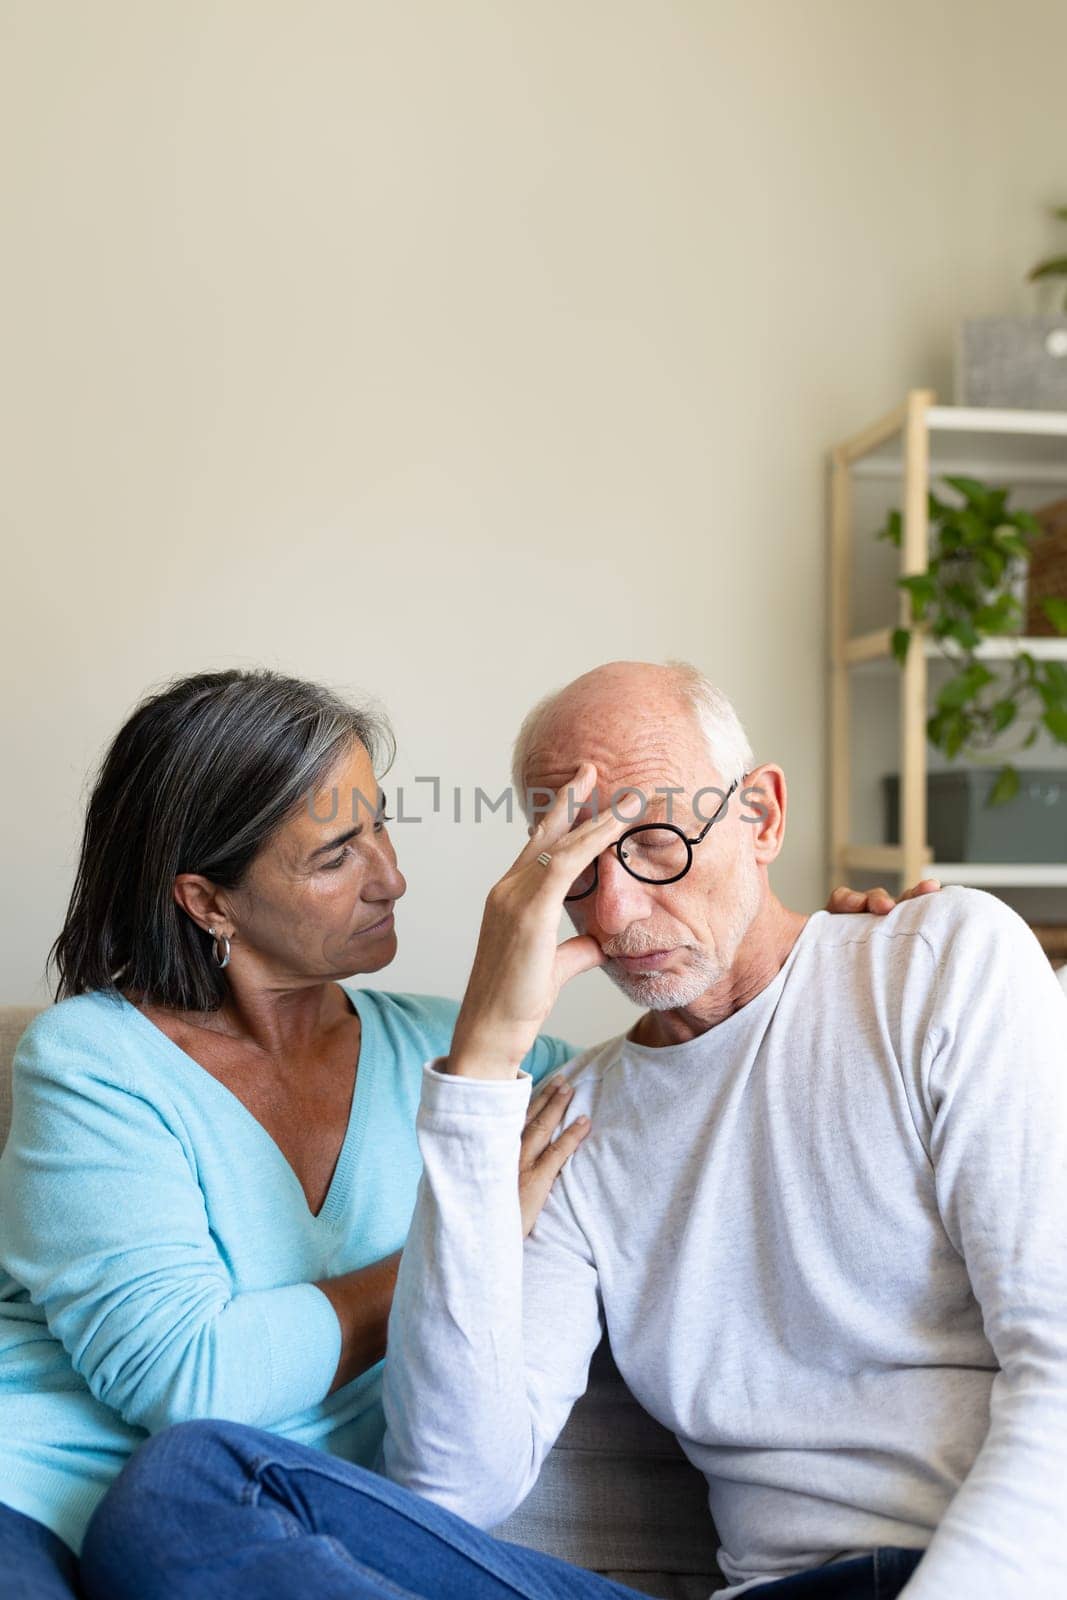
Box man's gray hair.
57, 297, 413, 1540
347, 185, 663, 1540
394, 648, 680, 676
510, 660, 755, 808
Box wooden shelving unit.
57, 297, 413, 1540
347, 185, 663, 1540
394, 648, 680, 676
828, 389, 1067, 896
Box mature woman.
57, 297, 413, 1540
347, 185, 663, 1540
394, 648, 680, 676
0, 667, 926, 1597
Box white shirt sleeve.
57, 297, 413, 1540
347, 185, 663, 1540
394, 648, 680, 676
381, 1061, 603, 1528
902, 903, 1067, 1598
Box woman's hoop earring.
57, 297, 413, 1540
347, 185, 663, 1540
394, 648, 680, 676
208, 927, 232, 970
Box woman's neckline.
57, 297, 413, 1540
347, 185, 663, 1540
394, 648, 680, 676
116, 981, 370, 1224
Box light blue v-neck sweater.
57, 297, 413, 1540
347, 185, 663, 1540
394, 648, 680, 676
0, 986, 572, 1554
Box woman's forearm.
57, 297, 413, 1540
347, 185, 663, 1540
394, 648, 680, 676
314, 1251, 402, 1394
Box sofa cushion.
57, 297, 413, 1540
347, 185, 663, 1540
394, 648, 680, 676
493, 1338, 723, 1593
0, 1005, 44, 1152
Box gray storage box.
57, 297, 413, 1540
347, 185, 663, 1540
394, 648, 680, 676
957, 317, 1067, 410
884, 768, 1066, 864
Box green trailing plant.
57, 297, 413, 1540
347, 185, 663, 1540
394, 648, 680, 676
1027, 204, 1067, 313
876, 476, 1067, 805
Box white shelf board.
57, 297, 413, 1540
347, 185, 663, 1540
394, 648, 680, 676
838, 849, 1067, 886
927, 863, 1067, 887
850, 404, 1067, 485
927, 406, 1067, 438
953, 636, 1067, 660
844, 632, 1067, 672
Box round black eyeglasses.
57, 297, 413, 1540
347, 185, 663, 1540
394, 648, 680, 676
563, 777, 741, 902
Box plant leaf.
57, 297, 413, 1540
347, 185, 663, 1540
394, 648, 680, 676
937, 677, 971, 711
876, 508, 903, 547
976, 547, 1006, 586
1028, 255, 1067, 281
943, 712, 968, 759
898, 572, 937, 621
891, 627, 911, 665
988, 765, 1020, 806
946, 581, 978, 610
943, 475, 993, 511
958, 509, 989, 547
927, 707, 969, 758
973, 602, 1016, 634
1044, 706, 1067, 744
947, 617, 981, 649
1041, 597, 1067, 635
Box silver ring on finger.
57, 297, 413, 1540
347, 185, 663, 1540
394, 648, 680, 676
536, 851, 552, 867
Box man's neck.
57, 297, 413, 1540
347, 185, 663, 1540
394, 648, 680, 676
628, 902, 811, 1049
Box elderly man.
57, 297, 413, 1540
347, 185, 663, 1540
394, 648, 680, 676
379, 661, 1067, 1599
78, 661, 1063, 1600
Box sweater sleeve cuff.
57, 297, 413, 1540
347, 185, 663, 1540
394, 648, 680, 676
421, 1059, 533, 1119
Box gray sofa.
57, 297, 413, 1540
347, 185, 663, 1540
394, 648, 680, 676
0, 1004, 723, 1597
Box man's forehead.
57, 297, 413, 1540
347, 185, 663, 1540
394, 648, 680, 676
525, 730, 711, 802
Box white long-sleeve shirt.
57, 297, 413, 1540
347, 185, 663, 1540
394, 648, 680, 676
382, 887, 1067, 1598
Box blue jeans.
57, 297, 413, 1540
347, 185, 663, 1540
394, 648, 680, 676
80, 1421, 651, 1600
745, 1547, 924, 1597
0, 1503, 82, 1598
79, 1418, 925, 1600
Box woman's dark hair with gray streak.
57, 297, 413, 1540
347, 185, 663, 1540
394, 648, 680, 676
49, 669, 394, 1011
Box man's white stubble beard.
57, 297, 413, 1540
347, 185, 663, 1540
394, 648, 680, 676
602, 857, 763, 1012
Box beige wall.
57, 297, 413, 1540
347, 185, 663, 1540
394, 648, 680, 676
2, 1, 1065, 1040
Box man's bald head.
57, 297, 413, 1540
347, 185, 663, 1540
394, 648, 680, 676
511, 660, 754, 811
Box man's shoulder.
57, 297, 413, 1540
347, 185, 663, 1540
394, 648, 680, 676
885, 884, 1039, 959
798, 888, 1055, 1036
817, 884, 1035, 965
